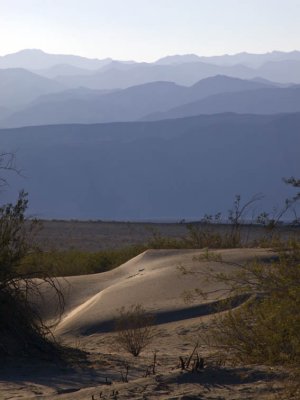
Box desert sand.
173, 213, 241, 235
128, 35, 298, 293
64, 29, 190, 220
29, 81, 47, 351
0, 248, 285, 399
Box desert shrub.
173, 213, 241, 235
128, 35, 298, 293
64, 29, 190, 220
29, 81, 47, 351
201, 241, 300, 366
148, 214, 245, 250
147, 230, 186, 249
185, 219, 230, 249
20, 244, 146, 277
183, 195, 266, 249
113, 304, 157, 357
0, 191, 64, 357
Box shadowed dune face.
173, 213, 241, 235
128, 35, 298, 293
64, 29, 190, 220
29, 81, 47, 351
35, 248, 273, 336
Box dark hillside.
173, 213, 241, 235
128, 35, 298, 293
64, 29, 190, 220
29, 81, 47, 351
1, 113, 299, 220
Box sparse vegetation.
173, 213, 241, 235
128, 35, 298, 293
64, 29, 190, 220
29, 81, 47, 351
113, 304, 157, 357
201, 242, 300, 365
178, 341, 205, 372
21, 244, 146, 277
178, 182, 300, 395
18, 192, 299, 278
148, 193, 299, 251
0, 191, 64, 357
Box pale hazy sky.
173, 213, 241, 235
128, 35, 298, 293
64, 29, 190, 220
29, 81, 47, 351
1, 0, 299, 61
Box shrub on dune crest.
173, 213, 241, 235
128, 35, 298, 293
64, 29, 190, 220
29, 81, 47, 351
193, 179, 300, 394
204, 243, 300, 365
21, 245, 146, 277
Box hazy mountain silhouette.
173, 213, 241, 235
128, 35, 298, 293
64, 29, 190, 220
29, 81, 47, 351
209, 50, 300, 67
1, 49, 299, 128
2, 49, 300, 71
256, 60, 300, 84
156, 50, 300, 68
186, 75, 275, 96
0, 49, 113, 70
34, 64, 95, 79
54, 61, 256, 89
2, 49, 300, 90
143, 86, 300, 121
1, 76, 275, 128
32, 87, 118, 104
155, 54, 203, 65
0, 82, 185, 127
0, 68, 65, 109
54, 58, 300, 89
250, 77, 289, 87
1, 113, 299, 220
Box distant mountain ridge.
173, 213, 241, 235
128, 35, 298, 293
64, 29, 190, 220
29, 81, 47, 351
143, 86, 300, 121
156, 50, 300, 68
0, 75, 278, 128
34, 64, 95, 79
0, 68, 65, 109
0, 49, 113, 70
53, 58, 300, 90
51, 61, 254, 89
1, 49, 300, 128
1, 113, 299, 220
2, 49, 300, 70
2, 49, 300, 86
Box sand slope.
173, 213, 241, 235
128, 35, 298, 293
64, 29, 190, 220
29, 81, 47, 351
35, 248, 274, 336
1, 248, 284, 400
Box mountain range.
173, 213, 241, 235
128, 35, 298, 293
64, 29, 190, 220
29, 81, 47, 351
2, 75, 287, 128
0, 68, 65, 109
2, 49, 300, 70
0, 49, 300, 128
143, 85, 300, 121
0, 49, 113, 70
1, 113, 299, 220
0, 49, 299, 220
52, 59, 300, 89
155, 50, 300, 68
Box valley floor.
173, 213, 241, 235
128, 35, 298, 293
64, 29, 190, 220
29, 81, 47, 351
35, 220, 299, 251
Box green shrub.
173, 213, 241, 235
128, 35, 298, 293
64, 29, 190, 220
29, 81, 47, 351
20, 244, 146, 277
0, 192, 64, 357
204, 241, 300, 366
147, 230, 186, 249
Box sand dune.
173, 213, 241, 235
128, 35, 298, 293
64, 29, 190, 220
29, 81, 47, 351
1, 248, 283, 400
35, 248, 273, 337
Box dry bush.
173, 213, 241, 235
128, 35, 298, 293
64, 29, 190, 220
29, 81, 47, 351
199, 242, 300, 368
0, 191, 64, 358
113, 304, 157, 357
147, 230, 186, 249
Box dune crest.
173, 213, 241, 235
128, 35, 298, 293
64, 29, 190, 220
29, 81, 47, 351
37, 248, 273, 336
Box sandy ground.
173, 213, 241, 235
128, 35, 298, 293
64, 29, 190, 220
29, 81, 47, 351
0, 248, 287, 399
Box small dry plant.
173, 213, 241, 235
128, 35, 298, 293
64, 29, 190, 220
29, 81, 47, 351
113, 304, 157, 357
178, 341, 205, 372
